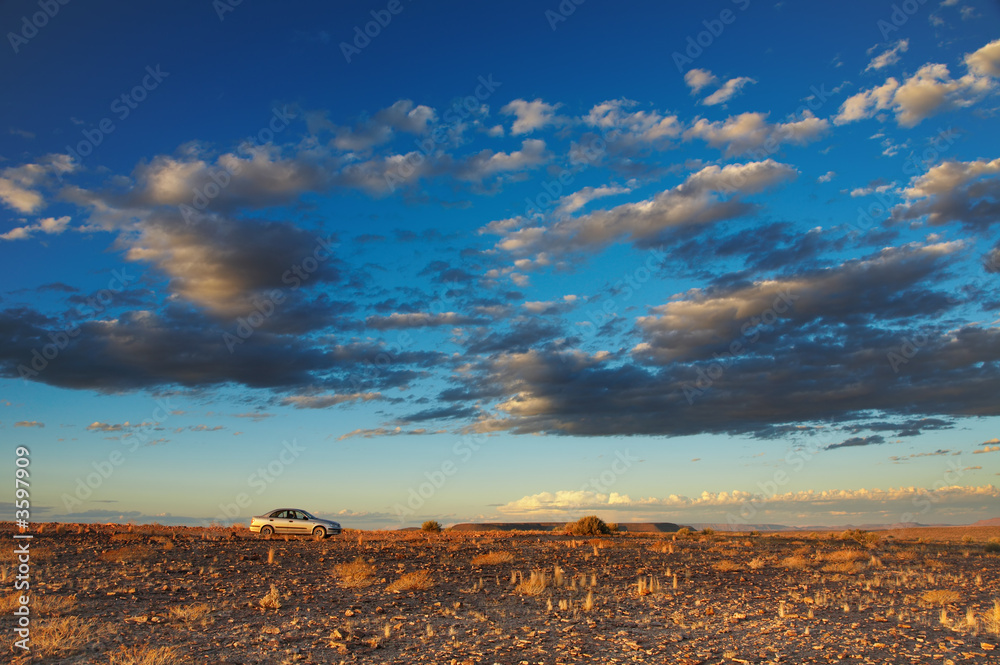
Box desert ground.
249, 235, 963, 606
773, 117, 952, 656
3, 522, 999, 664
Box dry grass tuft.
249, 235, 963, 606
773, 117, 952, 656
823, 548, 866, 563
747, 557, 767, 570
336, 559, 377, 588
984, 600, 1000, 635
29, 616, 101, 658
781, 555, 813, 569
167, 602, 213, 622
471, 551, 515, 565
100, 544, 154, 562
386, 569, 434, 593
822, 561, 864, 575
106, 644, 183, 665
259, 584, 281, 610
713, 560, 742, 572
515, 570, 548, 596
922, 589, 961, 606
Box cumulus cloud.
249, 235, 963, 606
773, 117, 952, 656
485, 160, 797, 262
893, 157, 1000, 229
583, 99, 682, 146
0, 154, 75, 213
684, 112, 829, 157
836, 38, 1000, 127
501, 99, 563, 135
1, 216, 72, 241
553, 185, 631, 216
332, 99, 436, 151
702, 76, 756, 106
684, 68, 719, 94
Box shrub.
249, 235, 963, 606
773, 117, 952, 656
421, 520, 442, 533
471, 551, 515, 565
565, 515, 612, 536
700, 528, 715, 536
675, 527, 693, 538
336, 559, 376, 588
984, 541, 1000, 554
840, 529, 880, 549
921, 589, 960, 605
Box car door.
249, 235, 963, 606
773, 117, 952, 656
291, 510, 311, 534
272, 510, 296, 534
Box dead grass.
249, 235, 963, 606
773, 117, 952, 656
386, 569, 434, 593
984, 600, 1000, 635
259, 584, 281, 610
106, 644, 183, 665
167, 602, 213, 622
29, 616, 102, 658
100, 544, 154, 562
822, 548, 866, 563
747, 557, 767, 570
471, 551, 515, 565
514, 570, 548, 596
712, 560, 742, 572
781, 555, 813, 569
821, 561, 865, 575
921, 589, 961, 605
336, 559, 377, 588
0, 591, 78, 616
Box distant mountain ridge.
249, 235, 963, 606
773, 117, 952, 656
445, 517, 1000, 532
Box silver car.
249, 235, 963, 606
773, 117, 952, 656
249, 508, 341, 538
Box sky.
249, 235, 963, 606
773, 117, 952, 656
1, 0, 999, 530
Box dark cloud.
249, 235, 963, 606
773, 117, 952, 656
827, 435, 886, 450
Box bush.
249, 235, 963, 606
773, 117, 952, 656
421, 520, 441, 533
675, 527, 693, 538
700, 528, 715, 536
985, 541, 1000, 554
565, 515, 612, 536
841, 528, 880, 549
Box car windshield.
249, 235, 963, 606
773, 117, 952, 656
300, 511, 315, 519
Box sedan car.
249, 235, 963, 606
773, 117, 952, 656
249, 508, 341, 538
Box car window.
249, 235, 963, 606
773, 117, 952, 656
270, 510, 283, 518
275, 510, 289, 519
295, 511, 307, 520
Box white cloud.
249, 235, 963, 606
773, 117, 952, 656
501, 98, 563, 135
684, 111, 829, 157
0, 154, 75, 213
1, 215, 72, 241
702, 76, 756, 106
684, 68, 719, 94
837, 38, 1000, 127
554, 185, 631, 216
583, 99, 681, 143
818, 171, 836, 183
865, 39, 909, 71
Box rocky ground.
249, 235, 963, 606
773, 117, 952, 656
2, 522, 999, 664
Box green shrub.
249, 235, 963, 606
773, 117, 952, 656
565, 515, 612, 536
421, 520, 441, 533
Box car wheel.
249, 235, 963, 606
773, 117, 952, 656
260, 525, 273, 536
312, 526, 326, 539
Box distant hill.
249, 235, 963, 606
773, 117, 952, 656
437, 517, 1000, 533
970, 517, 1000, 527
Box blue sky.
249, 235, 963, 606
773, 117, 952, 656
2, 0, 999, 529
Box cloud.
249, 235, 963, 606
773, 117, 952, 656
279, 392, 383, 409
553, 185, 631, 216
87, 422, 123, 432
485, 160, 797, 262
364, 312, 483, 330
337, 426, 439, 441
972, 440, 1000, 454
684, 68, 719, 94
14, 421, 44, 428
582, 99, 681, 145
893, 157, 1000, 229
501, 99, 563, 135
865, 39, 909, 71
684, 112, 829, 157
826, 435, 886, 450
836, 39, 1000, 127
1, 216, 72, 242
497, 484, 1000, 520
701, 76, 756, 106
0, 154, 75, 213
332, 99, 436, 151
817, 171, 835, 183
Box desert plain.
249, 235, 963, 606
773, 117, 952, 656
3, 521, 999, 664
